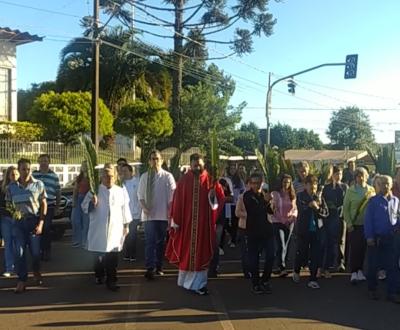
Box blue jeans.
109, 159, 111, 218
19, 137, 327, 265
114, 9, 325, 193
144, 220, 168, 270
71, 193, 89, 247
247, 235, 275, 286
12, 216, 41, 282
210, 223, 224, 273
367, 234, 400, 296
41, 205, 54, 253
1, 216, 14, 273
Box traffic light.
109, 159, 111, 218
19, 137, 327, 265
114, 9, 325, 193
288, 79, 295, 94
344, 54, 358, 79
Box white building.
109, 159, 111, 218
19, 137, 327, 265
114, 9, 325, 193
0, 27, 42, 122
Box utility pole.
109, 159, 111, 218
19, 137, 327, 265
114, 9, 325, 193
91, 0, 100, 151
265, 56, 358, 149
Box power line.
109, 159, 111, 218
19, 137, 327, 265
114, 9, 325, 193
0, 0, 81, 18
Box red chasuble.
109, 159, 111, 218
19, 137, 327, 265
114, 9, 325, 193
165, 170, 224, 272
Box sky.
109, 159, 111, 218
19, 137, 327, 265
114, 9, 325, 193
2, 0, 400, 145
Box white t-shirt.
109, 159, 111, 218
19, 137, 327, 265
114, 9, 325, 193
123, 176, 142, 220
137, 168, 176, 221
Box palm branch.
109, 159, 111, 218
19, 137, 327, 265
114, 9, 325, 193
79, 136, 99, 194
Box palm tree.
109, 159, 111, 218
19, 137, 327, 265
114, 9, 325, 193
56, 26, 171, 115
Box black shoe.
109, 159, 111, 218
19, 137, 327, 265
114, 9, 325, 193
123, 256, 131, 261
387, 294, 400, 304
369, 290, 379, 300
208, 271, 218, 278
155, 268, 165, 276
107, 283, 120, 292
251, 284, 264, 295
144, 269, 155, 280
262, 281, 272, 294
95, 277, 104, 285
194, 287, 208, 295
33, 272, 43, 286
130, 257, 137, 262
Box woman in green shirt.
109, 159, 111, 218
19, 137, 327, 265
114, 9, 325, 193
343, 167, 375, 284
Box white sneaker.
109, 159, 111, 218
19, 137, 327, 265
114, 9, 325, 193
218, 247, 225, 256
2, 272, 11, 278
357, 270, 366, 281
307, 281, 320, 289
378, 270, 386, 280
350, 272, 358, 284
292, 272, 301, 283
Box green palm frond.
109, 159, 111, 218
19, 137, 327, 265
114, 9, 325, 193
80, 135, 99, 194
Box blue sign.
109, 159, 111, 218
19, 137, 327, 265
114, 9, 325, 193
344, 54, 358, 79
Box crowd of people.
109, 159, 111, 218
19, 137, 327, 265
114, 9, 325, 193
1, 153, 400, 303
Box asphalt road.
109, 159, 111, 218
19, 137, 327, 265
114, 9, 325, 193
0, 231, 399, 330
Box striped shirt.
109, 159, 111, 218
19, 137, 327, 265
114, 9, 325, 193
32, 170, 60, 205
6, 178, 47, 217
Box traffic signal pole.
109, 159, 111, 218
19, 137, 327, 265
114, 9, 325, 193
265, 61, 351, 149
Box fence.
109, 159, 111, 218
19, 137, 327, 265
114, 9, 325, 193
0, 139, 140, 164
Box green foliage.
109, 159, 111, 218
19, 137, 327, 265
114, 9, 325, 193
270, 123, 323, 150
170, 82, 243, 154
79, 136, 99, 194
0, 121, 44, 141
114, 97, 173, 144
17, 81, 59, 121
255, 147, 280, 186
327, 106, 376, 150
57, 27, 161, 114
234, 122, 261, 154
28, 91, 113, 145
368, 144, 396, 176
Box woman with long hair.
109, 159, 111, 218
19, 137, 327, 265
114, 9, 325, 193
0, 166, 19, 277
271, 174, 298, 277
71, 161, 90, 248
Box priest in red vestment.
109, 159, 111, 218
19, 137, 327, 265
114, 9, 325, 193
165, 153, 224, 295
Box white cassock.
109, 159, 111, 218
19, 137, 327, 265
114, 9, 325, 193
87, 184, 132, 253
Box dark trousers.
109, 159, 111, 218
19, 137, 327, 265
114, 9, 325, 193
237, 228, 251, 276
124, 219, 140, 259
248, 235, 274, 286
94, 252, 119, 284
12, 217, 41, 282
321, 213, 340, 270
349, 225, 366, 273
144, 221, 168, 270
273, 223, 291, 271
225, 206, 239, 244
294, 231, 321, 281
367, 234, 400, 296
210, 223, 224, 274
41, 205, 55, 253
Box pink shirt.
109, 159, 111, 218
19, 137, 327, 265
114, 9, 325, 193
271, 191, 298, 225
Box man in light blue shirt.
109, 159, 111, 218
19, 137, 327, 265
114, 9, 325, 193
7, 158, 47, 293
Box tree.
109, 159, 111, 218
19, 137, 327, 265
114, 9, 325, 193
114, 98, 173, 162
327, 106, 375, 150
260, 123, 323, 150
57, 27, 165, 115
99, 0, 279, 147
28, 91, 113, 144
114, 98, 173, 143
234, 122, 261, 153
174, 82, 244, 155
17, 81, 59, 121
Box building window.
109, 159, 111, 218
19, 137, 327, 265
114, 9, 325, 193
0, 67, 11, 121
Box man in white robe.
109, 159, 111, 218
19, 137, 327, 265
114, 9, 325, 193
87, 165, 132, 291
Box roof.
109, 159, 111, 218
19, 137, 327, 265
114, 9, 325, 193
284, 149, 368, 163
0, 27, 43, 46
